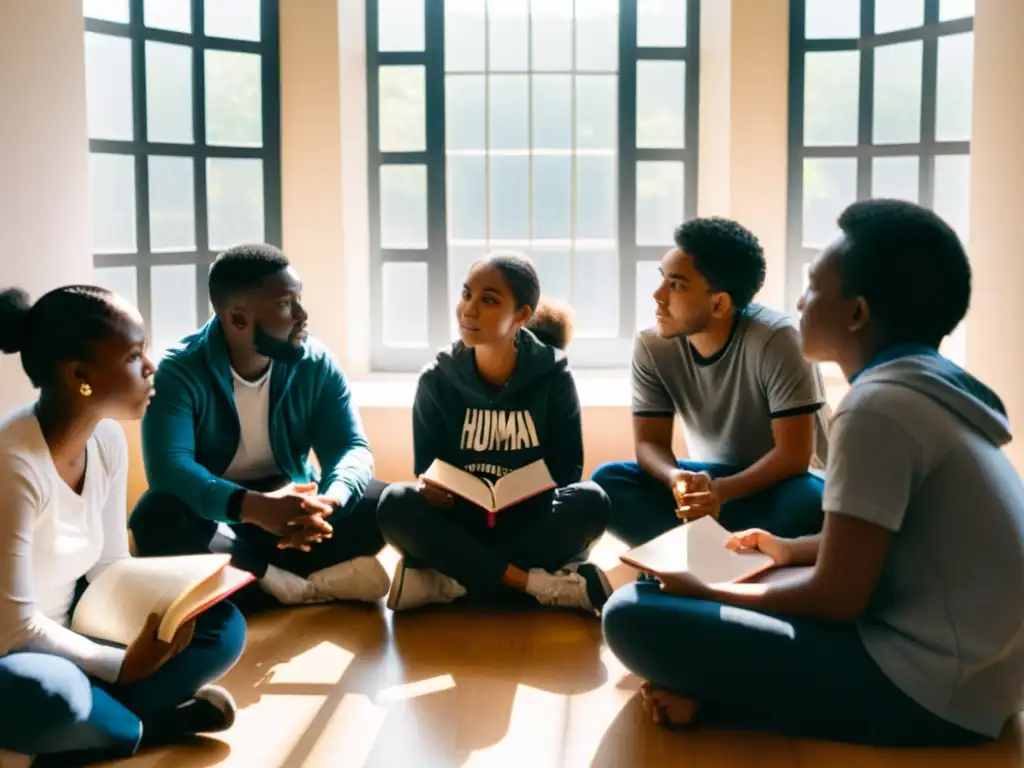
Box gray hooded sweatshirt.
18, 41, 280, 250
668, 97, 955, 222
824, 350, 1024, 737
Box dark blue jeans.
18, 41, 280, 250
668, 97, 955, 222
602, 582, 990, 747
591, 460, 824, 546
0, 601, 246, 760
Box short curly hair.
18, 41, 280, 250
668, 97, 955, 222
208, 243, 290, 309
673, 217, 766, 311
835, 199, 970, 347
526, 298, 576, 350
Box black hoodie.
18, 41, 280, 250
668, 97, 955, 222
411, 328, 583, 489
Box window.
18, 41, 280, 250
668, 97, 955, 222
83, 0, 282, 359
367, 0, 700, 371
787, 0, 974, 362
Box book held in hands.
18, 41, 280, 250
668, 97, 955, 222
619, 515, 775, 585
420, 458, 556, 527
70, 553, 254, 647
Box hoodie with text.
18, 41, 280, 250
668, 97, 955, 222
412, 328, 583, 490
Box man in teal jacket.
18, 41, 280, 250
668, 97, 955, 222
129, 244, 389, 609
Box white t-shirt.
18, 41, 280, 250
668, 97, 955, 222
0, 405, 130, 683
223, 363, 280, 482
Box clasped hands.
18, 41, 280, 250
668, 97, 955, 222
669, 469, 721, 522
241, 482, 338, 551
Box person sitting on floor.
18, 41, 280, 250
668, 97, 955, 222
0, 286, 245, 765
376, 252, 613, 614
129, 244, 389, 609
601, 199, 1024, 747
591, 217, 830, 544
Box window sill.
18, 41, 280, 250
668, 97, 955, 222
350, 370, 634, 408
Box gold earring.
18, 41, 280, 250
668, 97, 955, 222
79, 383, 93, 397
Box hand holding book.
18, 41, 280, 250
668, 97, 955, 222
117, 612, 197, 684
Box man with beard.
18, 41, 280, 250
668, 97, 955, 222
129, 244, 389, 609
592, 217, 830, 544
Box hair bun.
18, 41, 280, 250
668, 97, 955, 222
0, 288, 33, 354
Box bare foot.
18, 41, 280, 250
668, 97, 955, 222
639, 681, 701, 727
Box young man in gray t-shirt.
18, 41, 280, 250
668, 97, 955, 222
592, 217, 829, 543
602, 199, 1024, 746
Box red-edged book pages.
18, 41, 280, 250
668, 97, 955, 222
420, 458, 556, 526
71, 553, 255, 645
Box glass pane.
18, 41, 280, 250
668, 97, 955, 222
805, 0, 859, 38
93, 266, 138, 309
875, 0, 924, 33
446, 75, 485, 150
488, 75, 528, 150
488, 0, 529, 71
636, 161, 684, 246
531, 248, 571, 304
445, 0, 486, 71
933, 154, 971, 244
576, 0, 618, 72
531, 0, 572, 71
635, 260, 661, 332
206, 51, 263, 147
85, 33, 133, 141
940, 0, 974, 21
84, 0, 129, 23
637, 0, 687, 47
144, 0, 190, 32
379, 0, 425, 52
532, 75, 571, 150
489, 156, 529, 239
380, 165, 428, 248
576, 155, 616, 240
533, 156, 571, 239
576, 75, 616, 149
207, 158, 265, 249
151, 265, 197, 357
637, 61, 685, 149
146, 42, 193, 144
447, 246, 482, 337
383, 263, 429, 347
448, 156, 486, 240
204, 0, 261, 41
89, 153, 136, 253
804, 52, 859, 146
802, 158, 857, 248
573, 249, 617, 337
873, 41, 923, 145
148, 156, 196, 252
379, 66, 426, 152
872, 156, 919, 201
936, 33, 974, 142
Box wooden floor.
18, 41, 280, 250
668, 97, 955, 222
96, 543, 1022, 768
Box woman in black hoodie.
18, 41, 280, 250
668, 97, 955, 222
376, 252, 613, 614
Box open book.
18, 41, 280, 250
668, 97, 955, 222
420, 459, 556, 526
619, 515, 775, 584
70, 554, 254, 647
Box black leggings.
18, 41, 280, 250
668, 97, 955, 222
376, 481, 610, 596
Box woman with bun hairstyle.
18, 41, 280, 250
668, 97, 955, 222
0, 286, 246, 764
377, 252, 613, 613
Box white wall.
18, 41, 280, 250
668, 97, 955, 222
0, 0, 94, 410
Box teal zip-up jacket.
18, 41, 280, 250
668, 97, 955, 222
141, 318, 374, 523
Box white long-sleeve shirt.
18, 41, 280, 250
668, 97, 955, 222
0, 405, 130, 683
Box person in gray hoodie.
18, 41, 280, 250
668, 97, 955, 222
601, 199, 1024, 746
377, 252, 613, 614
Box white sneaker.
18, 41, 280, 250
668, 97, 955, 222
528, 562, 613, 616
386, 559, 466, 611
260, 564, 327, 605
308, 556, 391, 603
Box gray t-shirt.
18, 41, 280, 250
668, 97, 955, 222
631, 304, 829, 468
825, 353, 1024, 737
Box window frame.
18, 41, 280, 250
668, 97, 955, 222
366, 0, 701, 372
786, 0, 974, 310
85, 0, 283, 337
